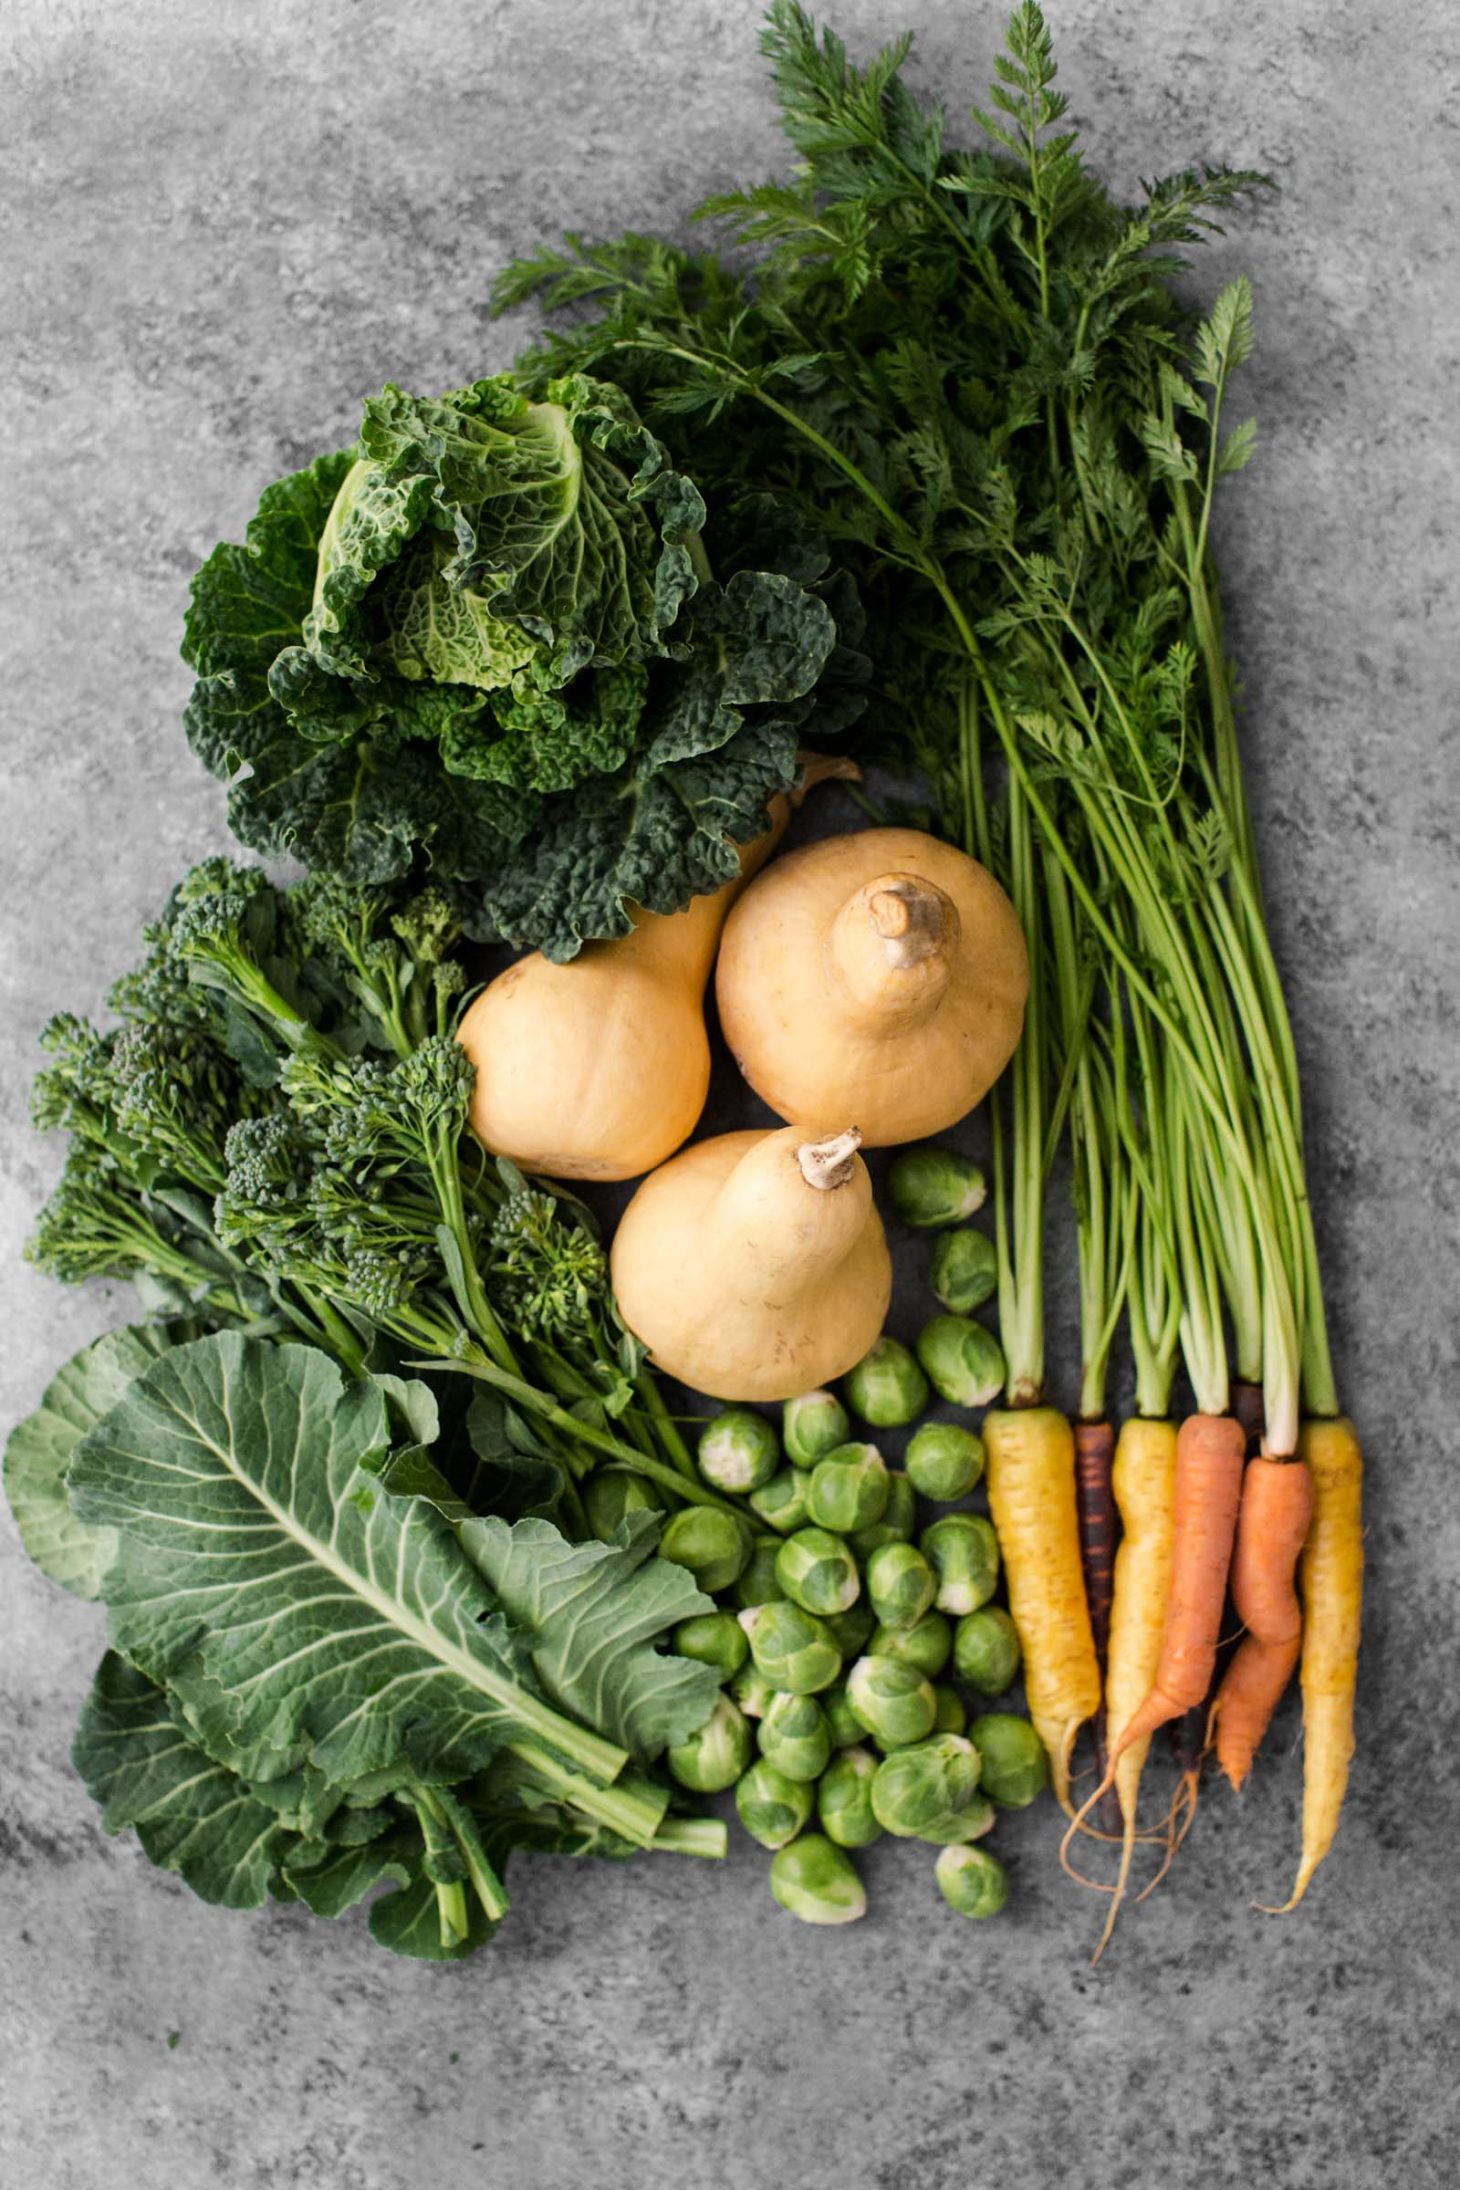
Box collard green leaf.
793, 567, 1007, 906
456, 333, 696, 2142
461, 1511, 720, 1760
68, 1332, 625, 1790
74, 1653, 295, 1908
3, 1324, 173, 1599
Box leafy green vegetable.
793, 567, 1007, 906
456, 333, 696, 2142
3, 1325, 175, 1598
183, 372, 857, 957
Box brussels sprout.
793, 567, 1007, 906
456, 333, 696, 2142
953, 1606, 1022, 1695
925, 1789, 996, 1844
697, 1408, 780, 1494
822, 1601, 876, 1660
848, 1469, 916, 1559
932, 1683, 967, 1735
887, 1146, 988, 1229
920, 1512, 1000, 1615
730, 1662, 777, 1719
672, 1609, 748, 1683
659, 1506, 752, 1594
759, 1690, 833, 1783
817, 1745, 883, 1848
584, 1466, 664, 1542
969, 1713, 1049, 1808
870, 1734, 984, 1839
822, 1679, 865, 1749
769, 1834, 867, 1925
807, 1443, 889, 1534
929, 1226, 998, 1314
783, 1389, 851, 1469
904, 1421, 985, 1502
869, 1611, 953, 1680
733, 1534, 788, 1610
845, 1654, 938, 1749
775, 1527, 861, 1617
739, 1601, 842, 1694
735, 1758, 814, 1850
935, 1843, 1009, 1919
749, 1467, 811, 1535
667, 1693, 751, 1792
843, 1338, 930, 1429
865, 1541, 937, 1629
915, 1315, 1006, 1409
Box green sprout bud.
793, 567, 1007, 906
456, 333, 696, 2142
584, 1466, 664, 1543
739, 1601, 842, 1695
929, 1226, 998, 1313
697, 1407, 780, 1494
816, 1745, 883, 1849
843, 1337, 929, 1429
732, 1534, 788, 1611
968, 1713, 1048, 1808
870, 1734, 984, 1840
666, 1693, 751, 1793
869, 1611, 953, 1680
915, 1315, 1006, 1409
769, 1834, 866, 1926
845, 1654, 938, 1749
730, 1662, 777, 1719
935, 1843, 1009, 1919
953, 1606, 1022, 1695
822, 1679, 865, 1748
759, 1690, 833, 1783
822, 1601, 876, 1660
887, 1145, 988, 1229
783, 1389, 851, 1469
904, 1421, 985, 1502
735, 1758, 814, 1850
672, 1609, 748, 1683
775, 1527, 862, 1617
748, 1467, 810, 1535
865, 1541, 937, 1629
932, 1683, 967, 1735
807, 1443, 889, 1534
659, 1506, 752, 1595
848, 1469, 916, 1559
920, 1513, 1000, 1615
928, 1789, 996, 1844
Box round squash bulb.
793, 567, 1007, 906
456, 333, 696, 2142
610, 1125, 892, 1402
715, 826, 1028, 1146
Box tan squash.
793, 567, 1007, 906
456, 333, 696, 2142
610, 1124, 891, 1402
715, 826, 1028, 1147
457, 760, 857, 1182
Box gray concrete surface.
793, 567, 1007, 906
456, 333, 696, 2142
3, 1, 1457, 2184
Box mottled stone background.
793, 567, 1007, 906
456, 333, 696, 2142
3, 2, 1457, 2184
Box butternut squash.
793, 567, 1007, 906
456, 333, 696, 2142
610, 1125, 892, 1402
457, 761, 856, 1182
715, 826, 1028, 1147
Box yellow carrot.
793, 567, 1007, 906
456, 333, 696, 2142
1089, 1416, 1178, 1956
1270, 1417, 1363, 1910
984, 1405, 1100, 1813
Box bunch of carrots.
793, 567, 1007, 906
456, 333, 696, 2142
498, 0, 1365, 1942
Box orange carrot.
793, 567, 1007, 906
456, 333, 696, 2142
1209, 1457, 1314, 1790
1108, 1413, 1245, 1757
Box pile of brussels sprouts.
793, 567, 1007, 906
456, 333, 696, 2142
652, 1147, 1046, 1927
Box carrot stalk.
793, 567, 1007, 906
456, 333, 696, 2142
984, 1405, 1101, 1815
1265, 1418, 1363, 1910
1209, 1456, 1314, 1790
1108, 1413, 1245, 1757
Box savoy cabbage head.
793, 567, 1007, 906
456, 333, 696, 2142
183, 372, 862, 958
